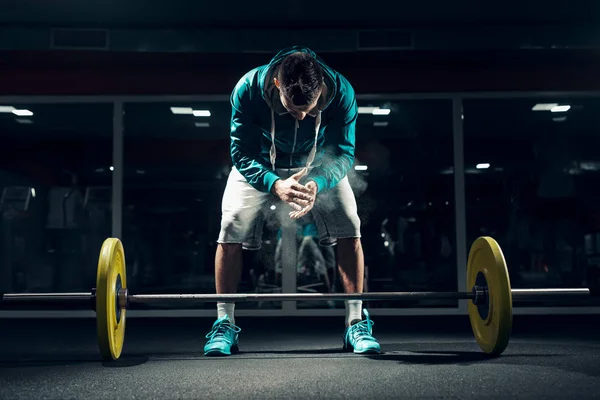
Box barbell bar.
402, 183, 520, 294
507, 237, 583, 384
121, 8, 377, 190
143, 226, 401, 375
1, 288, 591, 306
0, 236, 593, 361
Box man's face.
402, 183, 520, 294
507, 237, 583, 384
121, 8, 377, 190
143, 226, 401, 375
274, 77, 321, 120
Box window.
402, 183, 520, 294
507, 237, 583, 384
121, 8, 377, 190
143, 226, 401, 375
297, 99, 458, 309
123, 101, 282, 309
0, 103, 113, 293
464, 97, 600, 306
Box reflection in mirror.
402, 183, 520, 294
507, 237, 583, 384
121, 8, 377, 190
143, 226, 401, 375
297, 99, 457, 309
123, 99, 458, 310
123, 102, 282, 309
0, 103, 113, 294
464, 98, 600, 306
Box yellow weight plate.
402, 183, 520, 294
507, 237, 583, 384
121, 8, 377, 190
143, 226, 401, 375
96, 238, 127, 361
467, 236, 512, 356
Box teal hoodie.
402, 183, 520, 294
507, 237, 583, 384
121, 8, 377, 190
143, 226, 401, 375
229, 46, 358, 194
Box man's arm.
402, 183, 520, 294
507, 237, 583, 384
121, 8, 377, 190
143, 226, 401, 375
306, 79, 358, 193
230, 77, 280, 193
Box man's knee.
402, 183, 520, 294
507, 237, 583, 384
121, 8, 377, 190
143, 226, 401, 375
216, 243, 243, 265
337, 237, 362, 250
218, 242, 243, 252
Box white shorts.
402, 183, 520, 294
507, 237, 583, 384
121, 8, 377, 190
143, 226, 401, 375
217, 167, 361, 250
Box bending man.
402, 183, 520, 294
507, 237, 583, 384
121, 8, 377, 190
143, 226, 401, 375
204, 46, 380, 356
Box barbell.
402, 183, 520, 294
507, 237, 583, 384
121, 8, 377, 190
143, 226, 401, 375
0, 236, 591, 361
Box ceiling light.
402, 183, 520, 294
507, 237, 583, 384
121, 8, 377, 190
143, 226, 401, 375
372, 108, 391, 115
170, 107, 194, 115
476, 163, 490, 169
358, 107, 391, 115
532, 103, 558, 111
358, 107, 378, 114
551, 105, 571, 113
193, 110, 211, 117
354, 165, 368, 171
12, 109, 33, 117
0, 106, 15, 113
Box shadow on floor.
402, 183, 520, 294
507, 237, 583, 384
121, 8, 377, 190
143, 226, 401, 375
368, 350, 559, 365
0, 354, 150, 368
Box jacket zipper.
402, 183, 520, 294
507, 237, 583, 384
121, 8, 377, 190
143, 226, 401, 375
290, 119, 299, 167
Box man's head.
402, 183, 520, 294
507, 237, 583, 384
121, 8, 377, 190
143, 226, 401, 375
273, 52, 324, 120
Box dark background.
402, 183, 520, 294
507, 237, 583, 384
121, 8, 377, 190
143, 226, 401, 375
1, 0, 599, 310
1, 0, 600, 95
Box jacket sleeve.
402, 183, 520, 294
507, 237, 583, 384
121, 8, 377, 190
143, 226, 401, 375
306, 80, 358, 193
230, 77, 280, 193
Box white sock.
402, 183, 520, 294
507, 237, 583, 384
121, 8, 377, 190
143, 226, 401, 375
217, 302, 235, 324
345, 300, 362, 326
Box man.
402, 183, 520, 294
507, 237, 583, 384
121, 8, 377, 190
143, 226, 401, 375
204, 46, 380, 356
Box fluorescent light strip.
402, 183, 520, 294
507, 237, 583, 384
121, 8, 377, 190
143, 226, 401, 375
0, 106, 15, 113
170, 107, 211, 117
358, 107, 391, 115
12, 109, 33, 116
551, 105, 571, 113
476, 163, 490, 169
532, 103, 558, 111
192, 110, 211, 117
354, 165, 368, 171
372, 108, 391, 115
170, 107, 194, 115
358, 107, 377, 114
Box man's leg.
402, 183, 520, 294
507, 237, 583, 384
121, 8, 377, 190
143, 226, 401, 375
337, 237, 364, 292
337, 237, 365, 325
310, 175, 380, 354
205, 167, 266, 356
215, 243, 244, 293
215, 243, 243, 324
204, 243, 243, 356
337, 236, 379, 353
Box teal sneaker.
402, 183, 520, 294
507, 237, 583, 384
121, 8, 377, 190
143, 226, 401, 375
343, 309, 381, 354
203, 316, 241, 356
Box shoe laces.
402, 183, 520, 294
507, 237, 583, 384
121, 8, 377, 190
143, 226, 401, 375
205, 320, 241, 343
350, 315, 375, 342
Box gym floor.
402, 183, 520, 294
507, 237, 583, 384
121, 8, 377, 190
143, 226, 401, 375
1, 314, 599, 399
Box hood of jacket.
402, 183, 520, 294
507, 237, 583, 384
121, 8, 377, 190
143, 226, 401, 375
258, 46, 338, 116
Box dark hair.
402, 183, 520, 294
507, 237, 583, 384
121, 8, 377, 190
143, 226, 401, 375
277, 52, 323, 107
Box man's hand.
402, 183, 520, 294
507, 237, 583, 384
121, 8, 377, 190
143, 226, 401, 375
271, 168, 314, 211
289, 180, 318, 219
